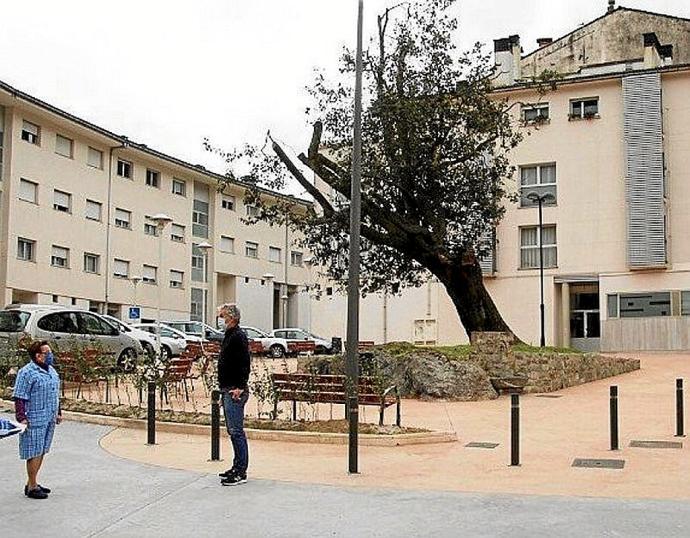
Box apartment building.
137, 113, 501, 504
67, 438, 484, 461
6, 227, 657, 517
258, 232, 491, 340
0, 81, 311, 332
311, 4, 690, 352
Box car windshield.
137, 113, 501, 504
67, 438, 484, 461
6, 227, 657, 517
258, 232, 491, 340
0, 311, 31, 332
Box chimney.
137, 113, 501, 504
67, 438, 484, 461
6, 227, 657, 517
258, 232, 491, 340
643, 32, 662, 68
537, 37, 553, 48
608, 0, 615, 14
493, 35, 521, 86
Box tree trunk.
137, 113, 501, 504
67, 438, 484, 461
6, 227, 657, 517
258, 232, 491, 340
435, 261, 517, 340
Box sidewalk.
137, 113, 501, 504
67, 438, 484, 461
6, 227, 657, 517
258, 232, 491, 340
100, 352, 690, 500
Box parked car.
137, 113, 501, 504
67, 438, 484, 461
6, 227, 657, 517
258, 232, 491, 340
163, 321, 224, 343
243, 326, 290, 358
130, 323, 192, 359
270, 328, 333, 355
101, 314, 160, 358
0, 305, 143, 367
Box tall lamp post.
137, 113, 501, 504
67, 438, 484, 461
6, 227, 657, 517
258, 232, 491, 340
150, 213, 173, 358
196, 241, 213, 327
345, 0, 364, 474
263, 273, 275, 329
526, 192, 555, 348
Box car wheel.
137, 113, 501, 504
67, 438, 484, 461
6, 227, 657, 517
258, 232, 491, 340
117, 348, 137, 373
161, 345, 172, 360
269, 344, 285, 358
142, 341, 155, 359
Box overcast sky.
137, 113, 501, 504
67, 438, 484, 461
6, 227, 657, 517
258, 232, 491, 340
2, 0, 688, 185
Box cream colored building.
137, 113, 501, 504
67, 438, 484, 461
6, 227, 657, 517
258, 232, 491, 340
310, 5, 690, 352
0, 82, 312, 333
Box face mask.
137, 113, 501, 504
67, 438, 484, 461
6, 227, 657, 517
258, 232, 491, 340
44, 352, 54, 367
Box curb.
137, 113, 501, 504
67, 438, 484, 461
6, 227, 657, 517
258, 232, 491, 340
1, 399, 456, 446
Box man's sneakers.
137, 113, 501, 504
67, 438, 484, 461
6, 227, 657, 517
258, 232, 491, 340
218, 468, 235, 478
220, 470, 247, 486
24, 486, 48, 500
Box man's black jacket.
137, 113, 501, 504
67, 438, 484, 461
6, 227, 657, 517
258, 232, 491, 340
217, 325, 251, 390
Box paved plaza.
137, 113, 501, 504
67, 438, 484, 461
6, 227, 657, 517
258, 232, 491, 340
2, 420, 690, 537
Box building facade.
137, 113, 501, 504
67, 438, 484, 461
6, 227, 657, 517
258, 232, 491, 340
0, 82, 311, 333
310, 5, 690, 352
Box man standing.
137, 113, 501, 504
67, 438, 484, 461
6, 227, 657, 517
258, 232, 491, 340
13, 340, 62, 499
216, 303, 251, 486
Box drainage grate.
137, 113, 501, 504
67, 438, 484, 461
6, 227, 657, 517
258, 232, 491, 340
572, 458, 625, 469
465, 442, 499, 449
534, 394, 563, 398
630, 440, 683, 449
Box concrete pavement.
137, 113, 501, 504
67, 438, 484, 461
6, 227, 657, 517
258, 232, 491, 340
2, 420, 690, 537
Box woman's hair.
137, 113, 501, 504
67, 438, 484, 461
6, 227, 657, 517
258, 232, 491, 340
27, 340, 49, 361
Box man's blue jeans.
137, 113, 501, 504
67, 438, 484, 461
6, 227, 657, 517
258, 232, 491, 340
222, 390, 249, 474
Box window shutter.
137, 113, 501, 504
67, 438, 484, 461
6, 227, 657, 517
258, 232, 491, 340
20, 180, 37, 202
622, 73, 666, 268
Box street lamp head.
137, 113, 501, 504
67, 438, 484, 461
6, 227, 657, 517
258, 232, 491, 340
149, 213, 173, 228
197, 241, 213, 251
281, 295, 289, 300
526, 192, 556, 204
304, 257, 315, 267
129, 275, 142, 285
262, 273, 275, 281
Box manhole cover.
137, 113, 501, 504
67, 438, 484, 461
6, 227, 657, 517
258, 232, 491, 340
630, 440, 683, 449
572, 458, 625, 469
465, 442, 499, 449
534, 394, 563, 398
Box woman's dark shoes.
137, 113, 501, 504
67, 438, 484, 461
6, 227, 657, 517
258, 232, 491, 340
25, 487, 48, 500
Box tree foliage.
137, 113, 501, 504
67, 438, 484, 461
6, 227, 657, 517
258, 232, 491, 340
208, 0, 525, 335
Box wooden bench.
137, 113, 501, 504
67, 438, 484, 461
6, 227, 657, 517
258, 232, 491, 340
287, 340, 316, 355
271, 372, 401, 426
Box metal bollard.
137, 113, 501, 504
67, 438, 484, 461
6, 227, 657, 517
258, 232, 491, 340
147, 381, 156, 445
510, 393, 520, 466
211, 390, 221, 461
676, 379, 685, 438
610, 385, 619, 451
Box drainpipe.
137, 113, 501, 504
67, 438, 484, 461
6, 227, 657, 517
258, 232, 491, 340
104, 137, 129, 314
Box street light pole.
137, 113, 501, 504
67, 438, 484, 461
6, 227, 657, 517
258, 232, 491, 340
150, 213, 172, 359
129, 275, 142, 321
197, 241, 213, 327
345, 0, 364, 475
526, 193, 555, 348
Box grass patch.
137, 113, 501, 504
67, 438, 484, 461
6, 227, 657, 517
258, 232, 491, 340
511, 343, 583, 355
432, 345, 473, 360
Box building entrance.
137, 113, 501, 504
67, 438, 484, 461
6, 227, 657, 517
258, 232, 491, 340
570, 284, 601, 351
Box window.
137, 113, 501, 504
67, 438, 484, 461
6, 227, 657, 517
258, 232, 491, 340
172, 178, 186, 196
245, 241, 259, 258
607, 294, 619, 318
191, 244, 205, 282
291, 251, 303, 267
55, 134, 73, 158
520, 164, 557, 207
220, 236, 234, 253
617, 292, 671, 318
326, 287, 333, 296
17, 238, 35, 261
145, 169, 160, 188
682, 291, 690, 316
269, 246, 282, 263
246, 205, 260, 218
144, 223, 158, 236
85, 199, 102, 221
83, 253, 100, 274
520, 225, 557, 269
37, 312, 79, 334
521, 103, 549, 123
170, 270, 184, 289
190, 288, 204, 321
51, 245, 69, 268
221, 195, 235, 211
53, 190, 72, 213
192, 199, 209, 238
570, 98, 599, 119
87, 147, 103, 169
113, 259, 129, 278
19, 179, 38, 203
114, 208, 131, 229
21, 120, 40, 144
142, 264, 157, 284
170, 223, 185, 242
79, 313, 118, 336
117, 159, 132, 179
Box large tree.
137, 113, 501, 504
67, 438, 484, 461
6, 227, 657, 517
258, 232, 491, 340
211, 0, 523, 337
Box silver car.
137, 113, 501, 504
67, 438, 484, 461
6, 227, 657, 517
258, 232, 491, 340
131, 323, 189, 358
0, 306, 143, 367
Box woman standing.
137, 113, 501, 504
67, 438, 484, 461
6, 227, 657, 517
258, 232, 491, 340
13, 340, 62, 500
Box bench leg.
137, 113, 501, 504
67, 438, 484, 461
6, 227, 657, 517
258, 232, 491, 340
273, 399, 278, 420
396, 400, 401, 427
293, 400, 297, 421
379, 404, 384, 427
